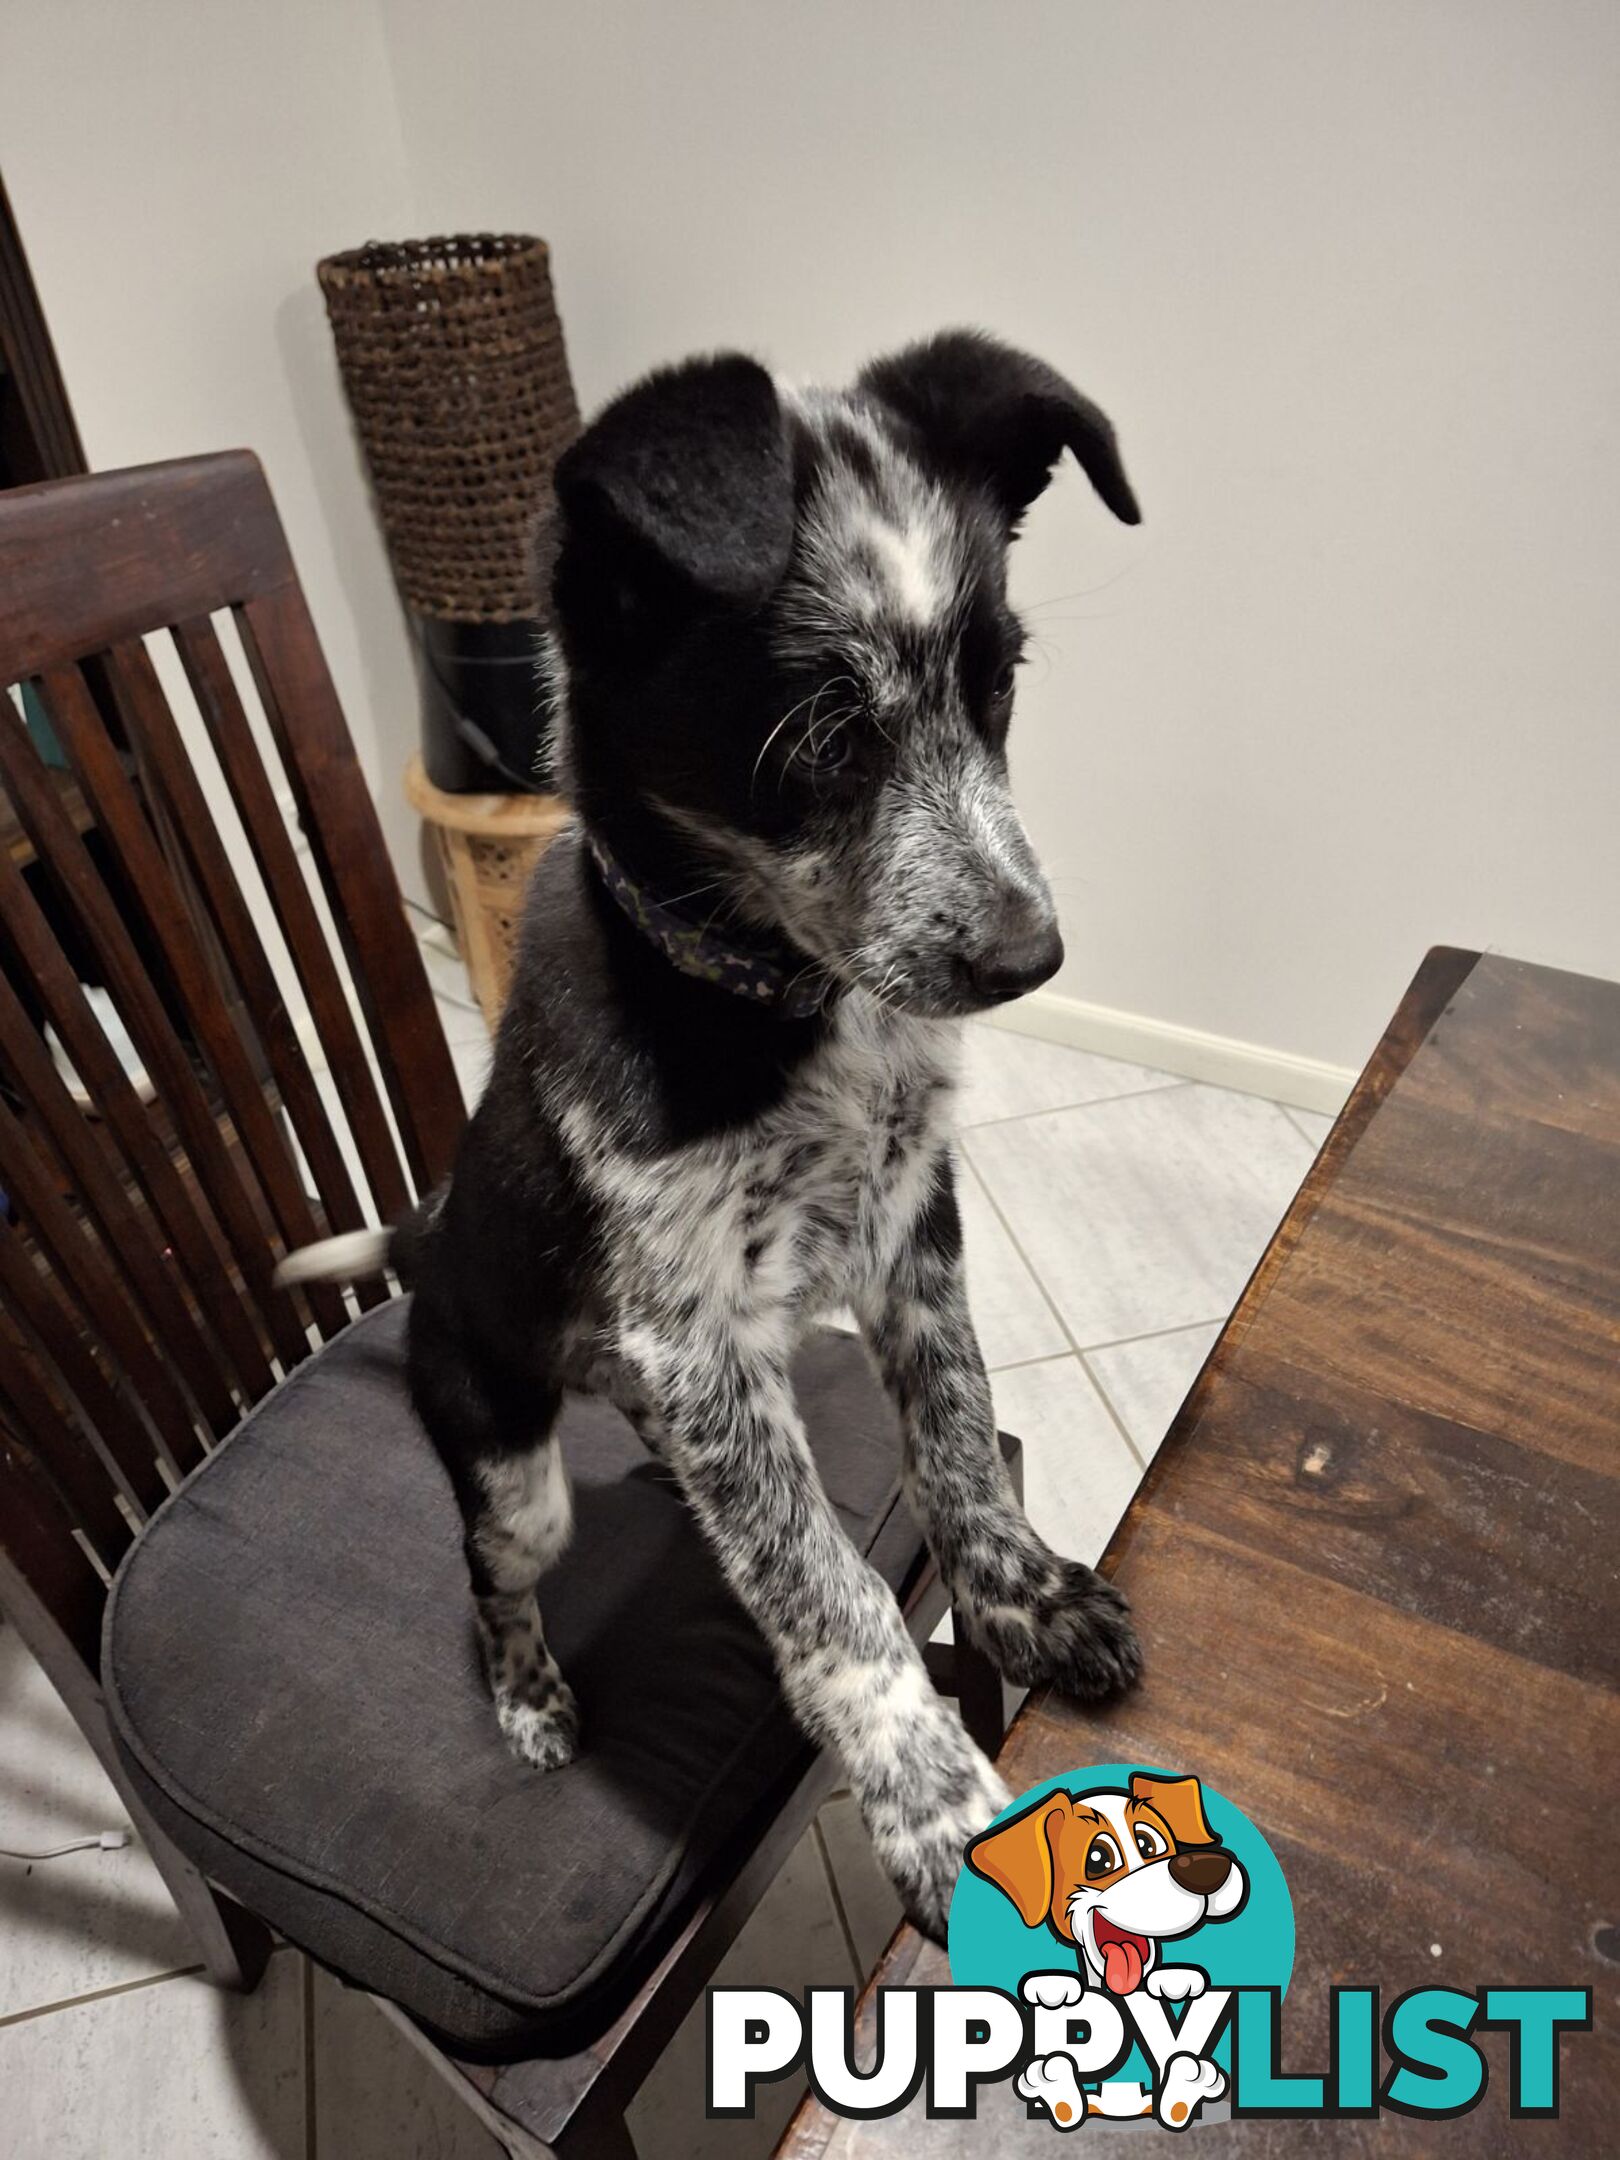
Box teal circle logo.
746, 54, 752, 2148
948, 1765, 1292, 2127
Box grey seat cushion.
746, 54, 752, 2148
103, 1299, 930, 2057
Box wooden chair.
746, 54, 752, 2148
0, 455, 1021, 2157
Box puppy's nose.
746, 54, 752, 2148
1169, 1849, 1233, 1896
965, 904, 1064, 1004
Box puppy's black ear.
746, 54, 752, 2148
860, 329, 1140, 529
550, 354, 794, 637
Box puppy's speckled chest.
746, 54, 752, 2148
569, 998, 960, 1325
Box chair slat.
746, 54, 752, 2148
35, 661, 353, 1340
173, 616, 415, 1227
0, 1331, 137, 1573
0, 1088, 206, 1473
106, 639, 389, 1314
0, 680, 325, 1356
0, 453, 290, 680
0, 451, 467, 1714
0, 1216, 168, 1518
0, 959, 240, 1435
236, 585, 465, 1194
0, 833, 278, 1400
0, 1426, 107, 1669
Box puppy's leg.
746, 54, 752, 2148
579, 1346, 674, 1463
410, 1333, 580, 1769
633, 1325, 1008, 1939
858, 1160, 1142, 1701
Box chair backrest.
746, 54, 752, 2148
0, 451, 465, 1672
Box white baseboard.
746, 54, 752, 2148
982, 988, 1355, 1116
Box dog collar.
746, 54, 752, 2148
584, 831, 833, 1020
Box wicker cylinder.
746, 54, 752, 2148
406, 756, 570, 1027
316, 233, 579, 623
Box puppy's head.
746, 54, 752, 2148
966, 1774, 1247, 1994
544, 331, 1139, 1017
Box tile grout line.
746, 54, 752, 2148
956, 1075, 1189, 1136
1278, 1102, 1330, 1148
985, 1313, 1229, 1380
303, 1953, 317, 2160
809, 1815, 864, 1991
1071, 1314, 1232, 1358
957, 1152, 1082, 1368
985, 1348, 1086, 1378
1077, 1350, 1148, 1469
0, 1963, 204, 2029
957, 1154, 1147, 1469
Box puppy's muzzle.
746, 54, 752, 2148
963, 895, 1064, 1004
1168, 1848, 1235, 1896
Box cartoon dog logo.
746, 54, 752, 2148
965, 1771, 1247, 2130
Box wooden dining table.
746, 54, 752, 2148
779, 947, 1618, 2156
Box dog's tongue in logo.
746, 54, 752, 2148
1094, 1914, 1147, 1996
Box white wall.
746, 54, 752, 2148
381, 0, 1620, 1075
7, 3, 1618, 1073
2, 0, 432, 903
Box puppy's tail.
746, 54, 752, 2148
273, 1227, 393, 1289
272, 1186, 445, 1292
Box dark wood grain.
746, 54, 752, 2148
0, 817, 279, 1398
31, 661, 353, 1342
780, 948, 1620, 2159
172, 614, 415, 1227
0, 451, 466, 1997
0, 171, 89, 485
235, 580, 464, 1194
0, 955, 239, 1435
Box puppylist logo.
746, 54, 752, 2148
707, 1764, 1592, 2131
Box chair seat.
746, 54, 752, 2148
103, 1300, 929, 2057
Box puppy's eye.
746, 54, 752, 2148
798, 729, 856, 779
1084, 1834, 1123, 1880
991, 661, 1017, 701
1134, 1825, 1168, 1860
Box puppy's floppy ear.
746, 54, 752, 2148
965, 1793, 1071, 1927
859, 328, 1140, 529
550, 353, 794, 628
1130, 1772, 1217, 1849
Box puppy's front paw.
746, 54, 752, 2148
1145, 1965, 1207, 2003
969, 1560, 1142, 1702
1022, 1970, 1088, 2010
871, 1756, 1010, 1944
1015, 2053, 1090, 2130
495, 1678, 581, 1770
1156, 2053, 1225, 2131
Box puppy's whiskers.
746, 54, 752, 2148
750, 674, 859, 795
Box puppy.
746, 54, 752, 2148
283, 330, 1143, 1934
967, 1771, 1247, 1992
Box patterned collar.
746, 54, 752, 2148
584, 830, 833, 1020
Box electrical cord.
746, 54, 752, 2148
0, 1828, 132, 1861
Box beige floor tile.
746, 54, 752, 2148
628, 1824, 853, 2160
0, 1950, 305, 2160
1086, 1323, 1223, 1461
0, 1628, 195, 2021
311, 1967, 503, 2159
965, 1085, 1313, 1347
989, 1357, 1145, 1569
1282, 1102, 1336, 1147
954, 1025, 1177, 1128
956, 1158, 1069, 1371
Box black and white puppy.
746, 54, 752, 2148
286, 330, 1144, 1935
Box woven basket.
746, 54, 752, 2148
317, 233, 579, 622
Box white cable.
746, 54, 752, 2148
0, 1828, 132, 1861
